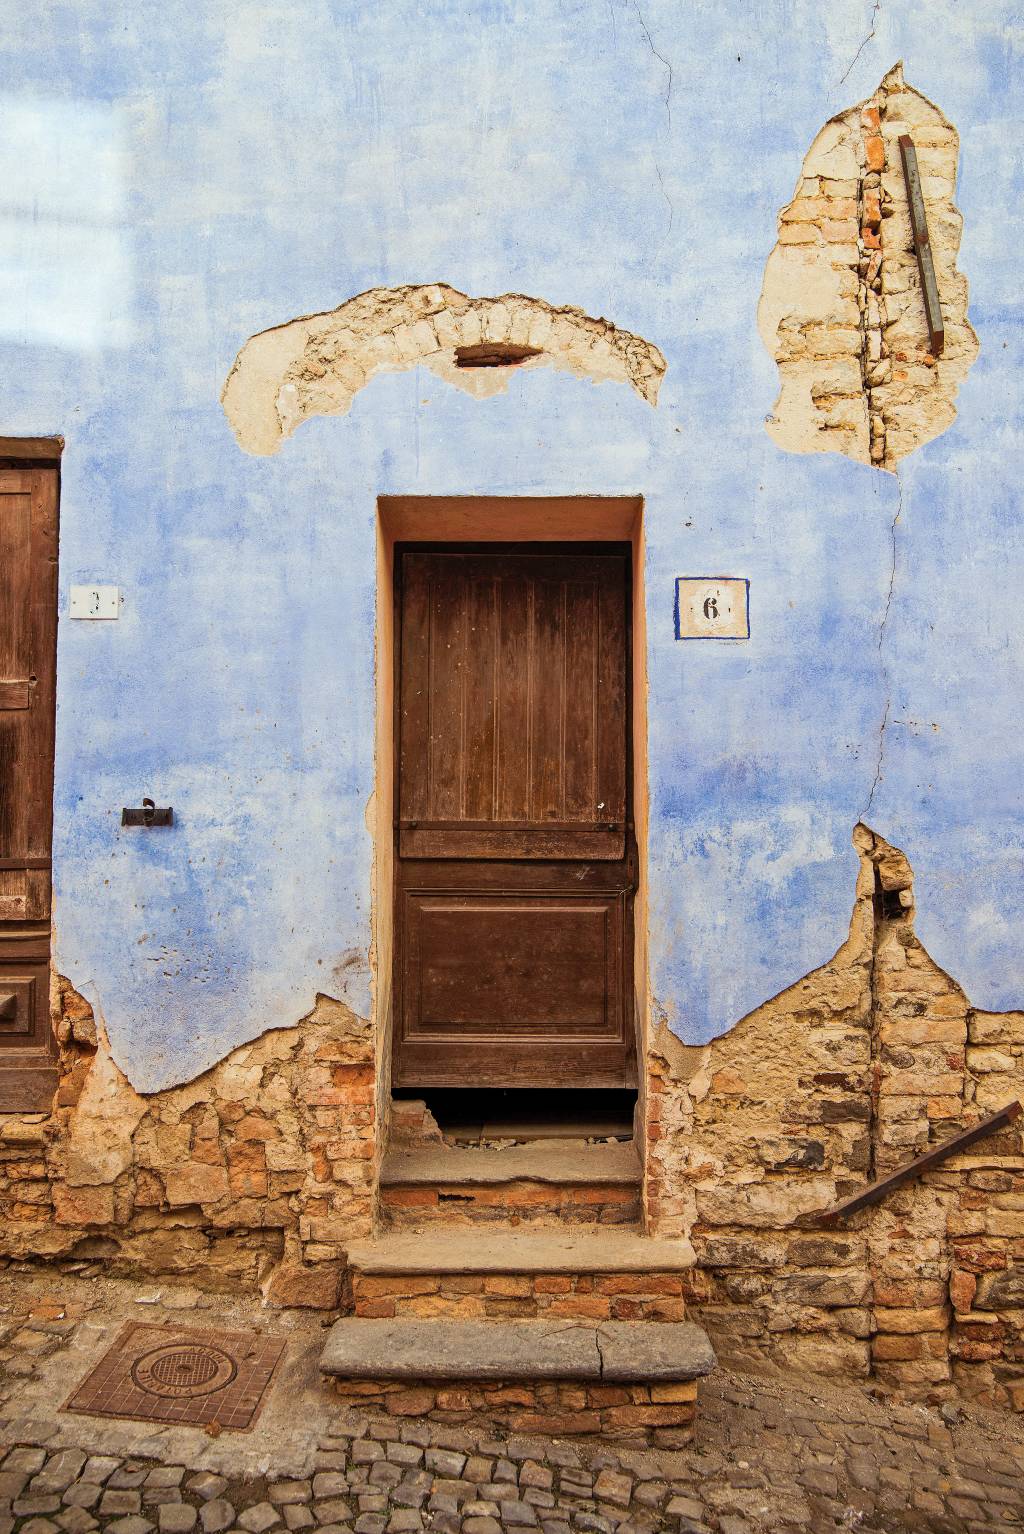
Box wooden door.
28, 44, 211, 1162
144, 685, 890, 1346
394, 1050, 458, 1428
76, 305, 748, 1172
0, 463, 59, 1110
393, 545, 635, 1088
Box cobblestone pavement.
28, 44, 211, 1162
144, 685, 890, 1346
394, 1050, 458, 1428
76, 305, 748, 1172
2, 1269, 1023, 1534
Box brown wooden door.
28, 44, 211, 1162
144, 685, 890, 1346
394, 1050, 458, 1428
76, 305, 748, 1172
0, 464, 59, 1110
393, 545, 635, 1089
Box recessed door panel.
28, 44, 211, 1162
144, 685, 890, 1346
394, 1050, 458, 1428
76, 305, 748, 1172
403, 892, 622, 1039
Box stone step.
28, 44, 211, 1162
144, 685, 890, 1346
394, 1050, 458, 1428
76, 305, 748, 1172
346, 1227, 695, 1274
346, 1229, 697, 1322
321, 1317, 715, 1444
379, 1141, 642, 1228
322, 1316, 715, 1381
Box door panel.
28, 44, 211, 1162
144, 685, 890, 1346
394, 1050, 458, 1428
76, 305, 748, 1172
398, 552, 626, 861
394, 544, 634, 1090
402, 892, 622, 1038
0, 465, 59, 1110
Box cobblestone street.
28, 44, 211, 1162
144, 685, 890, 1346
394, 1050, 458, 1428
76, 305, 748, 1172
1, 1270, 1022, 1534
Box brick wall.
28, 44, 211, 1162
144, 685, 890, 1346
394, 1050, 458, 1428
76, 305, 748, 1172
3, 828, 1023, 1410
0, 990, 375, 1307
759, 62, 979, 469
648, 827, 1024, 1409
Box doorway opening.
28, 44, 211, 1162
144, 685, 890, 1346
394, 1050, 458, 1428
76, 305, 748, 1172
392, 1085, 637, 1145
373, 498, 648, 1157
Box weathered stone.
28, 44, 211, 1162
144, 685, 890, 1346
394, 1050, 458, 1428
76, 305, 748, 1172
773, 1271, 870, 1306
266, 1484, 310, 1507
591, 1472, 631, 1508
237, 1507, 280, 1534
597, 1323, 716, 1381
157, 1508, 196, 1534
265, 1261, 342, 1309
199, 1502, 234, 1534
185, 1477, 227, 1505
975, 1268, 1024, 1309
100, 1493, 143, 1517
323, 1318, 599, 1379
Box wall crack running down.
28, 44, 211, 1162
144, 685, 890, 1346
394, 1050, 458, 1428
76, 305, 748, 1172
628, 0, 675, 238
838, 0, 882, 87
221, 284, 667, 456
863, 468, 903, 819
758, 63, 979, 470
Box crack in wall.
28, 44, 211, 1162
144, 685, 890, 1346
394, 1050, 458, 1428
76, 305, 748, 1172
222, 284, 666, 456
629, 0, 675, 241
630, 0, 673, 125
863, 468, 902, 818
839, 0, 882, 88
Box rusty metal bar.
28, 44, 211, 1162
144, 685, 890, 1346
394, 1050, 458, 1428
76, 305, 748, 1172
817, 1100, 1023, 1226
899, 133, 945, 356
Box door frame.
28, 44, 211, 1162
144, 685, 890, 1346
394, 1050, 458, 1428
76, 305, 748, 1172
372, 498, 650, 1139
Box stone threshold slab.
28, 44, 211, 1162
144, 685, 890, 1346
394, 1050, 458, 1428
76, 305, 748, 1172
321, 1318, 716, 1382
380, 1140, 641, 1187
344, 1228, 695, 1273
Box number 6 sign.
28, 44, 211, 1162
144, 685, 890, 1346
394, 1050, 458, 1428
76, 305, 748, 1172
675, 577, 749, 640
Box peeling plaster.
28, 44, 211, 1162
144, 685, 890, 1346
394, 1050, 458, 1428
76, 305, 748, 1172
759, 64, 979, 471
221, 284, 666, 456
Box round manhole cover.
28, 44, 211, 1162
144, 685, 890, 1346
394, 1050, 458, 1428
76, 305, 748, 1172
131, 1342, 237, 1399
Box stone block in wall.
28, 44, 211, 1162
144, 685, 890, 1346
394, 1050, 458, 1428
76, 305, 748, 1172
697, 1236, 788, 1269
874, 1305, 951, 1334
969, 1013, 1024, 1045
695, 1179, 836, 1228
975, 1269, 1024, 1308
162, 1163, 230, 1207
779, 1333, 870, 1378
51, 1183, 115, 1225
773, 1271, 871, 1307
265, 1258, 344, 1309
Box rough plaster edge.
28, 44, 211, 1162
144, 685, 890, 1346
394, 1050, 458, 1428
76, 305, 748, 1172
757, 62, 980, 472
652, 821, 882, 1086
221, 284, 667, 455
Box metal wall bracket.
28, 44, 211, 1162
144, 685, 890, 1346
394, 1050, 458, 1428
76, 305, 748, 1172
121, 798, 173, 827
898, 133, 945, 356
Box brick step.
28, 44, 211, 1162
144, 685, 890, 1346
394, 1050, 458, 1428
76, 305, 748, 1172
346, 1228, 697, 1321
379, 1141, 642, 1228
320, 1316, 715, 1443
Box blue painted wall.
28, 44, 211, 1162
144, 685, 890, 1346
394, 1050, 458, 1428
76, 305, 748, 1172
1, 1, 1021, 1091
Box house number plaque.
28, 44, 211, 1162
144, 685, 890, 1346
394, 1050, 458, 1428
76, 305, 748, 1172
675, 577, 750, 640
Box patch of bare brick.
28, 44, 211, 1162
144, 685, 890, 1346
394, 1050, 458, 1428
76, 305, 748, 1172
759, 62, 979, 469
221, 283, 666, 455
63, 1322, 286, 1431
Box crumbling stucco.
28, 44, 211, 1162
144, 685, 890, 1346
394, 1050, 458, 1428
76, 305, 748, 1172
0, 990, 376, 1306
647, 823, 1024, 1407
221, 284, 667, 455
758, 64, 979, 470
4, 828, 1024, 1400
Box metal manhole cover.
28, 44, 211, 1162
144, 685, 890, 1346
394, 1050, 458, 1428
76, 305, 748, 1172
64, 1323, 286, 1431
131, 1341, 238, 1398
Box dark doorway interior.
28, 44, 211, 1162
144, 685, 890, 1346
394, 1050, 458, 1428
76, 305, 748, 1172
392, 1086, 637, 1144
